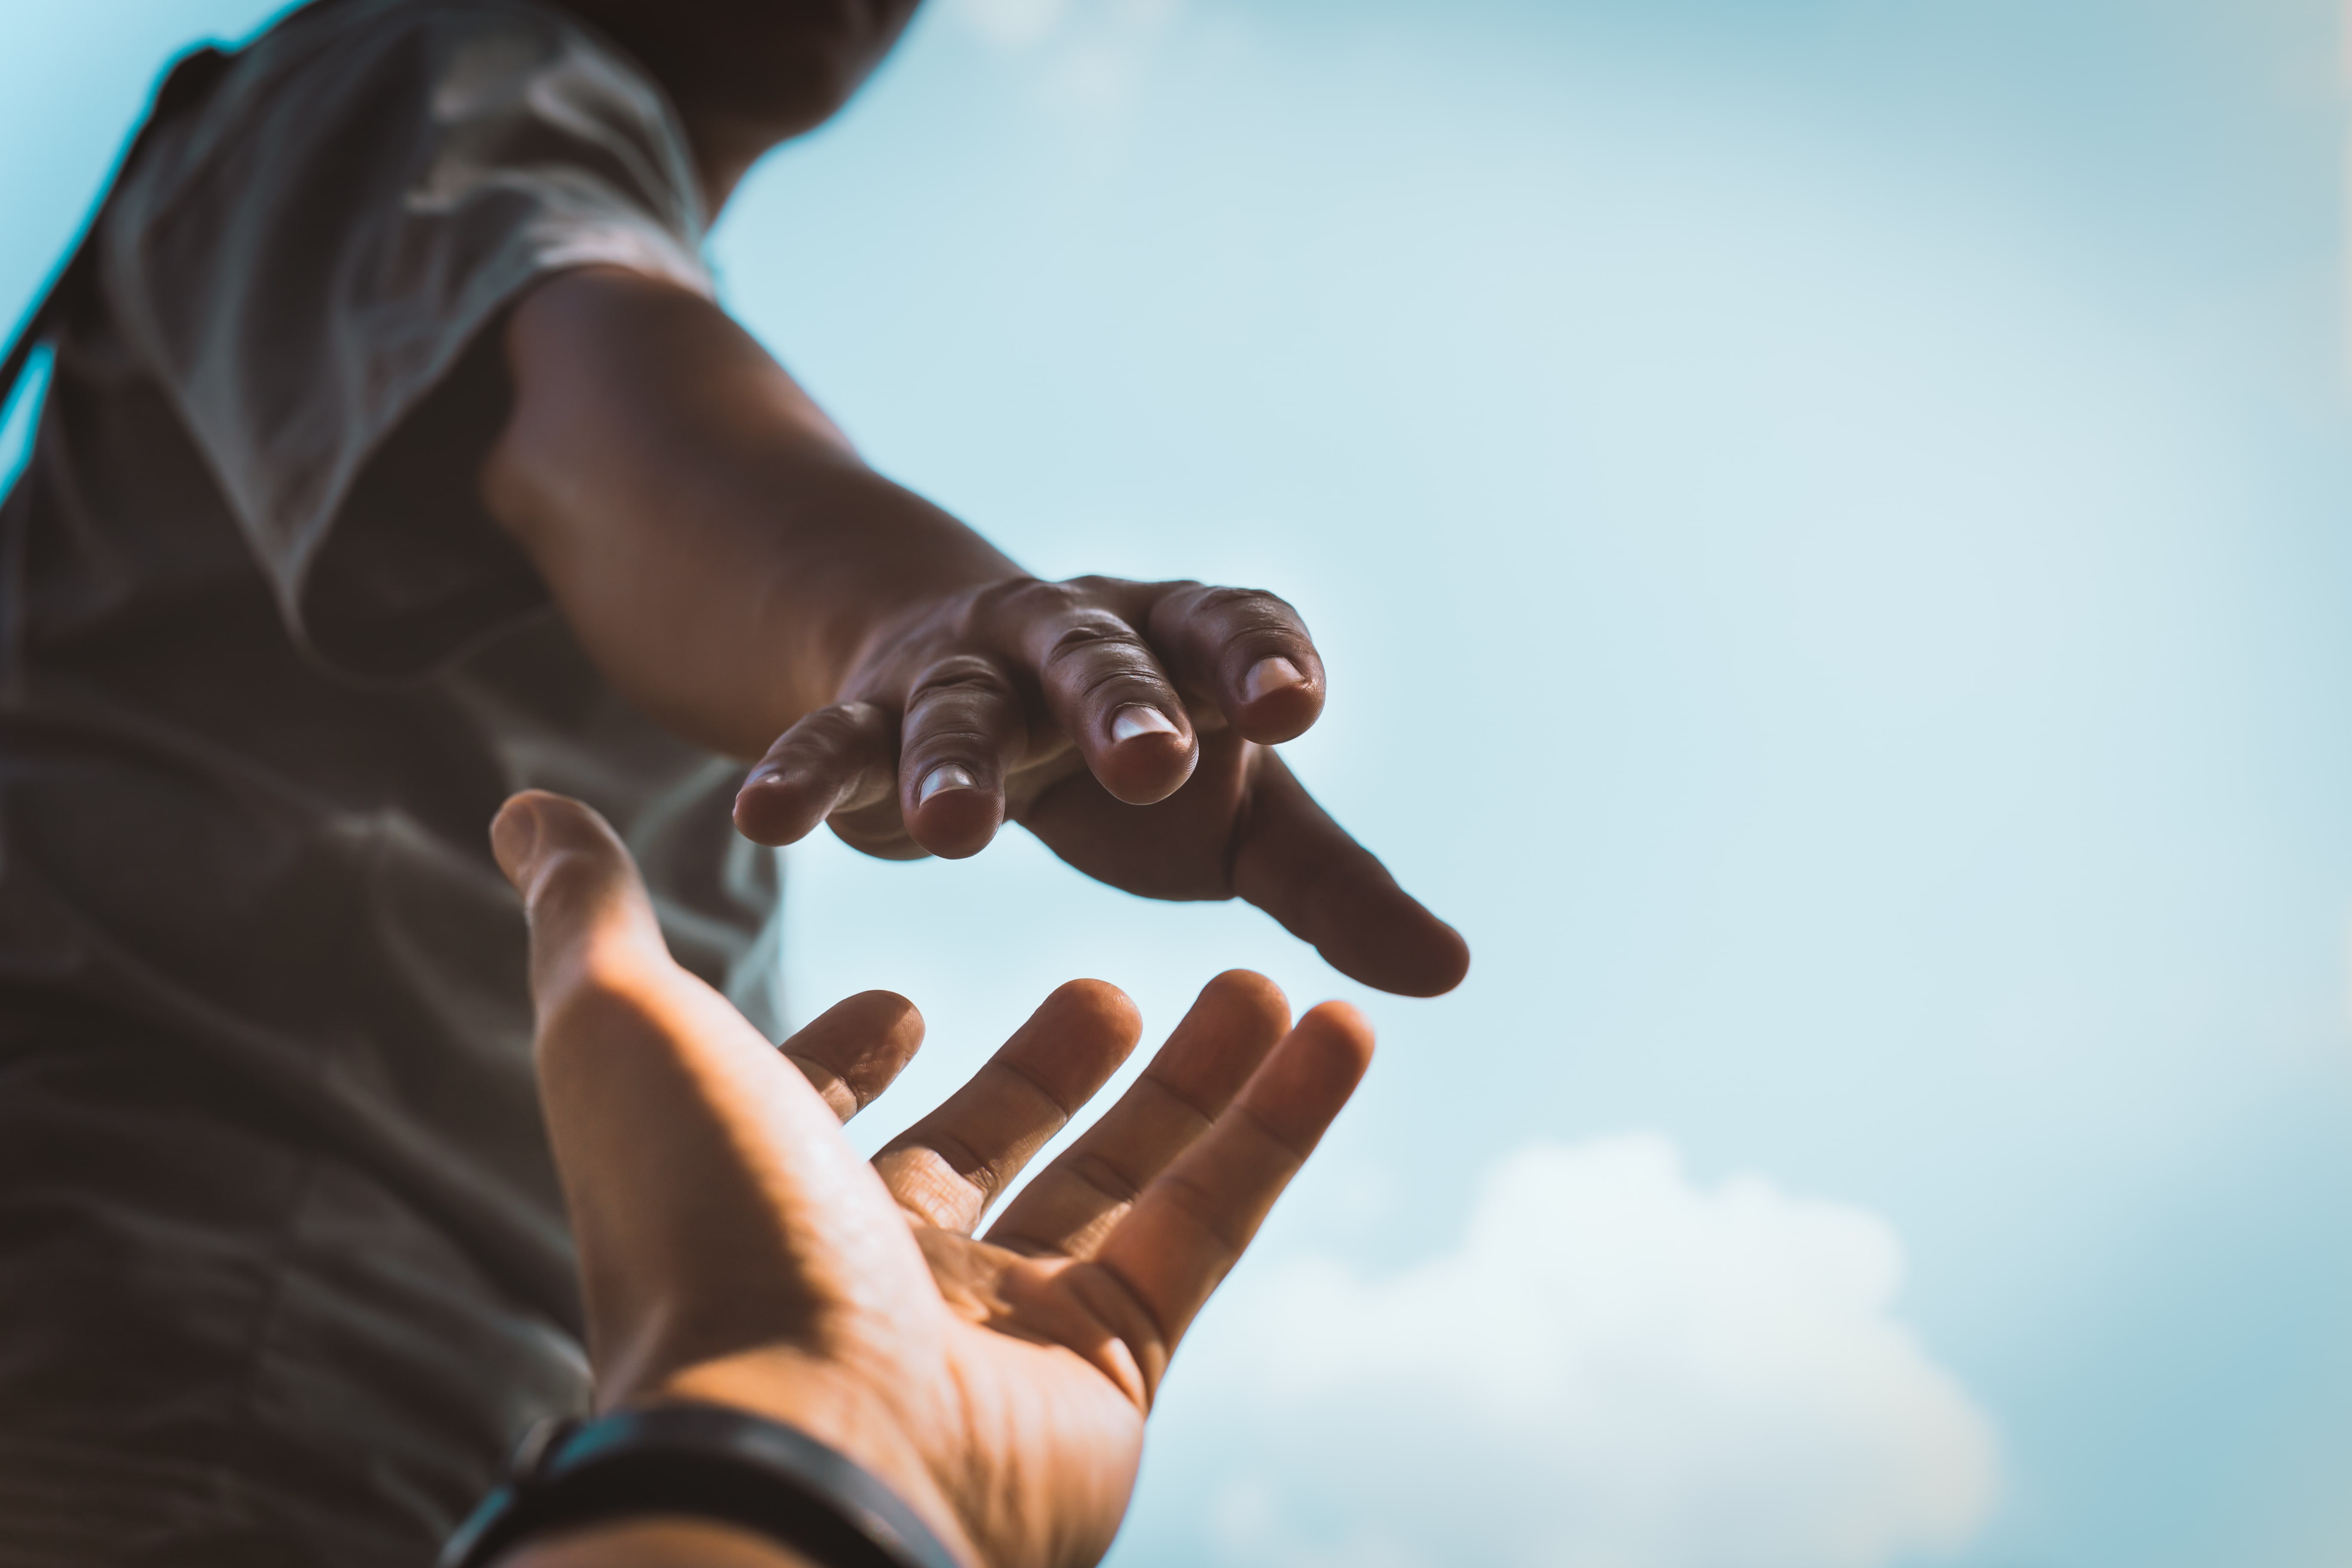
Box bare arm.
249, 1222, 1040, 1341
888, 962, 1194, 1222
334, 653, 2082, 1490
482, 267, 1016, 760
484, 267, 1468, 996
502, 1519, 812, 1568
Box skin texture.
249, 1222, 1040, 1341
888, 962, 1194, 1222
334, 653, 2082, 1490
484, 790, 1376, 1568
486, 266, 1470, 996
505, 1519, 815, 1568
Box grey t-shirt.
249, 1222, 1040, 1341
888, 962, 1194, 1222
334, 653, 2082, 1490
0, 0, 781, 1336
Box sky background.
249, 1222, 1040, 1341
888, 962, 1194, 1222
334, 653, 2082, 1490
8, 0, 2352, 1564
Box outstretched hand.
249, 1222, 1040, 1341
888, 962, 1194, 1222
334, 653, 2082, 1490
491, 276, 1462, 999
729, 575, 1469, 998
490, 789, 1374, 1568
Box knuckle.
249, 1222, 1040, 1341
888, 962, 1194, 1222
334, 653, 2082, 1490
1152, 583, 1306, 649
1039, 617, 1158, 692
1203, 584, 1301, 631
901, 658, 1023, 767
974, 576, 1085, 630
1069, 1262, 1174, 1375
1194, 582, 1270, 611
789, 701, 887, 751
1153, 1167, 1252, 1256
903, 720, 995, 763
906, 653, 1018, 707
1065, 1150, 1142, 1206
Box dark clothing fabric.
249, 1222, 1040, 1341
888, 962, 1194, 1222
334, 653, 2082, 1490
0, 1011, 588, 1568
0, 2, 782, 1560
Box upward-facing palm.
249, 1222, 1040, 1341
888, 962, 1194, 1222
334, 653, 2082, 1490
492, 790, 1373, 1568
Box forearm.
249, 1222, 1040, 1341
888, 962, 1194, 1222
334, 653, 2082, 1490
483, 266, 1020, 759
498, 1518, 818, 1568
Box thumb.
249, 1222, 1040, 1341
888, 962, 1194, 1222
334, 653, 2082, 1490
496, 793, 927, 1124
488, 791, 925, 1401
492, 789, 671, 1008
1231, 756, 1470, 998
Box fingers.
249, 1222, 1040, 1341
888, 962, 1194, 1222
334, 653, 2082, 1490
873, 980, 1142, 1234
1085, 1001, 1374, 1394
1233, 751, 1470, 997
977, 579, 1197, 808
1145, 582, 1325, 744
894, 653, 1029, 860
986, 971, 1290, 1260
733, 701, 899, 847
779, 990, 925, 1122
732, 578, 1325, 862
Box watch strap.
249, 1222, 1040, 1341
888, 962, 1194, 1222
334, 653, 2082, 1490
438, 1401, 968, 1568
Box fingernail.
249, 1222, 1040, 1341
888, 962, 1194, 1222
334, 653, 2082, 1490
917, 763, 977, 807
1110, 706, 1179, 744
1243, 656, 1305, 704
490, 797, 542, 882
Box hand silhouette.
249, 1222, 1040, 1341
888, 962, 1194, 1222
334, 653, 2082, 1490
489, 789, 1374, 1568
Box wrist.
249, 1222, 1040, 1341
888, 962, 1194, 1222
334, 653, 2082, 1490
496, 1518, 822, 1568
824, 567, 1010, 705
788, 475, 1023, 709
451, 1399, 977, 1568
640, 1353, 980, 1568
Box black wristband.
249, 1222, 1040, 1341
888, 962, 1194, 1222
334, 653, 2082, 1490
438, 1402, 968, 1568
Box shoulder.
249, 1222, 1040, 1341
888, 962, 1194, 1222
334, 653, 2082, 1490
104, 0, 706, 304
127, 0, 697, 227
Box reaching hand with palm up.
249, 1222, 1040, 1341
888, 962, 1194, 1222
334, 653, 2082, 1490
484, 790, 1375, 1568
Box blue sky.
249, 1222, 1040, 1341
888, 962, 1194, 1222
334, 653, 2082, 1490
7, 1, 2352, 1563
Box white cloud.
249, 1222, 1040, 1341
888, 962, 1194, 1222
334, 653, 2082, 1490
1189, 1136, 1997, 1568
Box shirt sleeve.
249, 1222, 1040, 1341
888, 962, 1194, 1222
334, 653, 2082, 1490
98, 0, 712, 678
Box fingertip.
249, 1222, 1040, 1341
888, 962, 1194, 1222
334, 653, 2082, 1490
1197, 969, 1293, 1034
1041, 977, 1145, 1050
1149, 970, 1293, 1104
784, 989, 928, 1113
986, 979, 1145, 1122
732, 770, 829, 846
819, 989, 927, 1054
1323, 907, 1472, 998
1245, 1000, 1375, 1145
906, 770, 1005, 859
489, 791, 547, 889
1295, 1000, 1377, 1078
1092, 722, 1198, 806
738, 701, 899, 845
843, 987, 924, 1026
1229, 657, 1324, 744
1386, 922, 1472, 998
492, 790, 628, 905
490, 791, 667, 994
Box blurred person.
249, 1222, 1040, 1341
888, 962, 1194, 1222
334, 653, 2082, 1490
0, 0, 1464, 1563
439, 790, 1374, 1568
